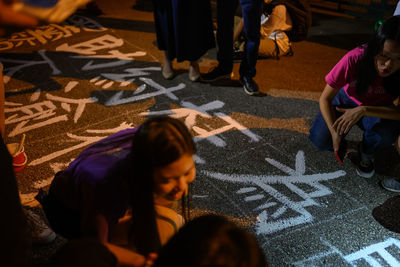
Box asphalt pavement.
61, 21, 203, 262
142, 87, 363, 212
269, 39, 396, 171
2, 1, 400, 266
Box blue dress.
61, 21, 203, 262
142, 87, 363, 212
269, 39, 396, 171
152, 0, 215, 62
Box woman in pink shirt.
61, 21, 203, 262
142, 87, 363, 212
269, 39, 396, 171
309, 16, 400, 182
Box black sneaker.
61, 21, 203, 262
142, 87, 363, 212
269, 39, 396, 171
240, 76, 259, 96
356, 158, 375, 178
201, 66, 232, 82
356, 143, 375, 178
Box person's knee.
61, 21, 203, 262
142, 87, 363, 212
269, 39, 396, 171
309, 128, 333, 151
309, 136, 332, 151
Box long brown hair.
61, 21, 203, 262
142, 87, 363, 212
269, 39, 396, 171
128, 116, 196, 254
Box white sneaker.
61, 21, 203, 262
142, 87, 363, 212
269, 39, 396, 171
24, 208, 56, 245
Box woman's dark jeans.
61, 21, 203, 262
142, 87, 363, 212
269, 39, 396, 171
309, 88, 400, 155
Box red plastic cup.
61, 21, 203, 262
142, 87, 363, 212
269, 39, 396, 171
6, 143, 28, 172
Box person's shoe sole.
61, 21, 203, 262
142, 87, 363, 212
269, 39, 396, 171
243, 86, 259, 96
356, 168, 375, 178
381, 179, 400, 193
240, 78, 260, 96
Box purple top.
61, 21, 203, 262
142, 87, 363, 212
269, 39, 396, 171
50, 127, 138, 225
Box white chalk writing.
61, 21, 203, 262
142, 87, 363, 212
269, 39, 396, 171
90, 67, 160, 89
29, 122, 134, 166
141, 100, 260, 146
5, 90, 96, 137
294, 237, 400, 267
204, 151, 346, 234
104, 78, 185, 106
0, 15, 105, 51
344, 238, 400, 266
74, 50, 147, 71
0, 50, 60, 84
56, 34, 123, 55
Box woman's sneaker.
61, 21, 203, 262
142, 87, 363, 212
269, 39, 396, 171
356, 158, 375, 178
381, 178, 400, 193
356, 143, 375, 178
24, 208, 56, 245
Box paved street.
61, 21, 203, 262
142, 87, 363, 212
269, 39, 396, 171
2, 1, 400, 266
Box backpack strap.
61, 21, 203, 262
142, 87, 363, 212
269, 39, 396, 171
156, 214, 179, 233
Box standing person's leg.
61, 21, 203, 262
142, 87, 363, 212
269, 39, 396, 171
216, 0, 237, 71
239, 0, 262, 95
202, 0, 237, 82
162, 51, 174, 80
152, 0, 175, 80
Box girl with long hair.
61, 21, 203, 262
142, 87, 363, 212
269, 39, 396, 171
309, 15, 400, 180
41, 116, 196, 266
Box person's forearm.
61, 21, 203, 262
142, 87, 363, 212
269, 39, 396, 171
319, 84, 340, 135
104, 242, 146, 267
362, 105, 400, 120
319, 97, 336, 134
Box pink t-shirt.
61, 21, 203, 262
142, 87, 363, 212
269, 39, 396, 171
325, 46, 397, 106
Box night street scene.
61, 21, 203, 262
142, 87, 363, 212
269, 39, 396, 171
2, 0, 400, 266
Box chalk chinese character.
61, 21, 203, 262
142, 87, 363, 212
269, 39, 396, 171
204, 151, 346, 234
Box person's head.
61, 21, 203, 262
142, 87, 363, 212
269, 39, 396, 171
372, 15, 400, 77
357, 15, 400, 95
153, 214, 268, 267
130, 115, 196, 206
50, 238, 117, 267
129, 116, 196, 254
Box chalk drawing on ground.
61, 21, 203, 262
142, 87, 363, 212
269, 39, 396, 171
141, 100, 260, 147
0, 50, 61, 84
5, 88, 97, 137
103, 78, 185, 106
203, 151, 346, 234
29, 122, 134, 166
56, 34, 123, 55
0, 15, 106, 51
90, 67, 161, 89
293, 237, 400, 267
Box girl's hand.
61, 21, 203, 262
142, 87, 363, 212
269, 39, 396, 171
331, 130, 342, 152
332, 106, 365, 135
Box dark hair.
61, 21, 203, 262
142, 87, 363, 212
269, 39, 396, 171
153, 214, 268, 267
128, 116, 196, 254
356, 15, 400, 97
